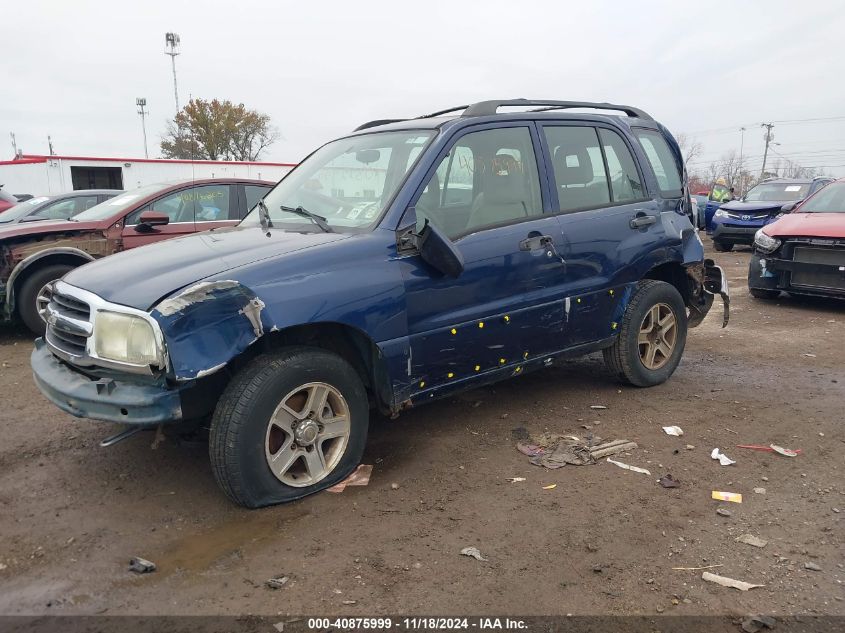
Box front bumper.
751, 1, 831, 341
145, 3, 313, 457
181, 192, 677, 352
31, 339, 184, 425
749, 251, 845, 299
688, 259, 730, 328
711, 223, 760, 245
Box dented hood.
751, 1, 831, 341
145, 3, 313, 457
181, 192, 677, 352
764, 213, 845, 239
63, 225, 350, 310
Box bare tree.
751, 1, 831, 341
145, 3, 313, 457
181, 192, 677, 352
676, 133, 704, 165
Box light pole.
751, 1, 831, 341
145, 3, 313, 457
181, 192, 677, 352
738, 127, 746, 197
760, 123, 775, 179
136, 98, 149, 159
164, 32, 181, 114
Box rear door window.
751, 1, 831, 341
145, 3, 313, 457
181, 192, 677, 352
543, 126, 610, 213
598, 129, 645, 203
634, 129, 683, 197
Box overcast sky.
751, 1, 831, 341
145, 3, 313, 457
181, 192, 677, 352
5, 0, 844, 176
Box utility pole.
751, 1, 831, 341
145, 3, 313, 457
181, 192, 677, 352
738, 127, 746, 197
136, 98, 149, 158
164, 32, 181, 114
760, 123, 775, 179
10, 132, 16, 157
48, 135, 55, 156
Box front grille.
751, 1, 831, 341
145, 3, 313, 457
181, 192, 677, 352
40, 284, 92, 358
725, 211, 771, 220
791, 246, 845, 291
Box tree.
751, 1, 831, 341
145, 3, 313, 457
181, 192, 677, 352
160, 98, 279, 161
676, 133, 703, 165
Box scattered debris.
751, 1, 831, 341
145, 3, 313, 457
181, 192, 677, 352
266, 576, 290, 590
716, 508, 733, 517
542, 484, 557, 490
753, 487, 766, 495
662, 426, 684, 436
327, 464, 373, 493
672, 564, 723, 571
803, 353, 816, 358
685, 444, 695, 450
712, 491, 742, 503
606, 458, 651, 475
741, 615, 777, 633
517, 432, 637, 468
737, 444, 801, 456
590, 405, 607, 410
342, 600, 357, 605
701, 571, 763, 591
804, 562, 821, 572
711, 448, 736, 466
390, 482, 400, 490
128, 557, 156, 574
0, 563, 7, 571
736, 534, 768, 548
504, 477, 526, 483
658, 474, 681, 488
460, 547, 487, 562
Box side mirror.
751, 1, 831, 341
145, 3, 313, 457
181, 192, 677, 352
780, 202, 797, 214
135, 210, 170, 231
415, 219, 464, 278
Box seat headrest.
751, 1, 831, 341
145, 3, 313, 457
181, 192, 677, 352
484, 154, 524, 203
554, 146, 592, 186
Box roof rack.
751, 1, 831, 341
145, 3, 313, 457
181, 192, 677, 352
462, 99, 652, 120
353, 99, 652, 131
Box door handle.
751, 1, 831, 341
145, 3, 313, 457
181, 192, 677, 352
519, 234, 553, 251
630, 213, 657, 229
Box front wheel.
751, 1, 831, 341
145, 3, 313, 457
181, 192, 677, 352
713, 240, 733, 252
603, 280, 688, 387
209, 347, 369, 508
749, 287, 780, 300
18, 264, 75, 336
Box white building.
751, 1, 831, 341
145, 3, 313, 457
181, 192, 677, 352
0, 154, 296, 196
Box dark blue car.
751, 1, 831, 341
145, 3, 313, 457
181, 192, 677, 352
709, 177, 833, 251
31, 99, 729, 507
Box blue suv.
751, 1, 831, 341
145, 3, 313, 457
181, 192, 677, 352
31, 99, 729, 507
709, 177, 833, 251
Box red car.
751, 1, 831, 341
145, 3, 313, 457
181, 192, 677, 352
1, 178, 273, 334
0, 188, 18, 214
748, 179, 845, 300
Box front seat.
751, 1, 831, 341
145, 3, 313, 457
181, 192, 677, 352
465, 154, 528, 231
553, 146, 601, 210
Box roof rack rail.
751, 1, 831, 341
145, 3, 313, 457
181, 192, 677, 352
462, 99, 652, 120
354, 119, 407, 131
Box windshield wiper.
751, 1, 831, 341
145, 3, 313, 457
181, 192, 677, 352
257, 198, 273, 231
279, 205, 333, 233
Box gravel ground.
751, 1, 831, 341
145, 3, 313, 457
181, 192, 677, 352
0, 242, 842, 618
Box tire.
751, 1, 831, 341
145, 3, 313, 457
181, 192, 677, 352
209, 347, 369, 508
749, 287, 780, 300
603, 280, 688, 387
18, 264, 75, 337
713, 241, 733, 252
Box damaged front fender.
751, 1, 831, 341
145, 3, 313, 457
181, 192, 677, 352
151, 280, 273, 381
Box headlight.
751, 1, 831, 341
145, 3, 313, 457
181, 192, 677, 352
714, 209, 728, 218
94, 311, 160, 365
754, 229, 781, 254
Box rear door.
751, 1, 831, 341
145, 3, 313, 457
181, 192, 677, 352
120, 183, 235, 249
539, 122, 663, 347
398, 123, 569, 391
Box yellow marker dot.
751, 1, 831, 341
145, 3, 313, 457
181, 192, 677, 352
503, 315, 510, 323
611, 322, 618, 330
474, 365, 481, 372
609, 289, 615, 296
499, 358, 506, 365
447, 372, 454, 379
478, 322, 485, 329
450, 328, 457, 335
523, 351, 529, 359
515, 366, 522, 373
576, 298, 582, 303
419, 381, 425, 388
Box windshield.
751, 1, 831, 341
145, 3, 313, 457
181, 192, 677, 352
0, 196, 50, 223
798, 181, 845, 213
73, 183, 170, 221
744, 182, 809, 203
241, 130, 435, 231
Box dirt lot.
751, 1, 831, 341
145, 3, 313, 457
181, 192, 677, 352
0, 243, 842, 619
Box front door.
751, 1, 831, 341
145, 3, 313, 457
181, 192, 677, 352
398, 124, 568, 394
121, 183, 236, 249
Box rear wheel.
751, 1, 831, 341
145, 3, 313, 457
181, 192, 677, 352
18, 264, 75, 337
603, 280, 688, 387
209, 347, 369, 508
713, 241, 733, 252
749, 287, 780, 300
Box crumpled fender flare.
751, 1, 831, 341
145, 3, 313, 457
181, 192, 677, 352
5, 247, 94, 316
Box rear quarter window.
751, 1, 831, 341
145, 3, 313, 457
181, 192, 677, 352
634, 129, 683, 197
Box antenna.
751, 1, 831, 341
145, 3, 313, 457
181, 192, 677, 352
136, 98, 149, 158
164, 32, 181, 114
